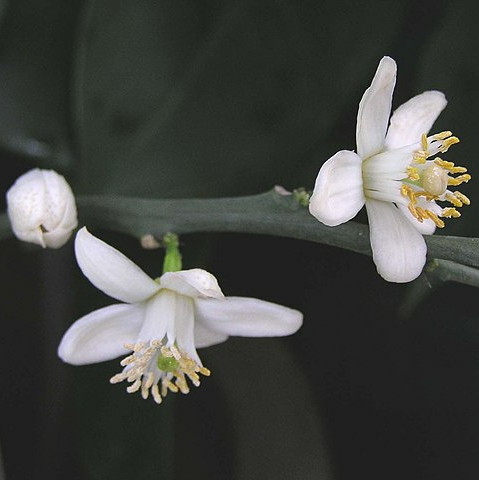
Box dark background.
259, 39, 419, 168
1, 1, 479, 479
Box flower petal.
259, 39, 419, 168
366, 199, 427, 282
136, 289, 173, 343
175, 296, 202, 365
194, 322, 229, 348
6, 168, 47, 247
75, 227, 160, 303
160, 268, 224, 299
385, 91, 447, 150
195, 296, 303, 337
309, 150, 365, 226
356, 56, 397, 159
57, 303, 145, 365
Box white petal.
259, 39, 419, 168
136, 290, 173, 343
194, 322, 229, 348
175, 296, 202, 365
195, 296, 303, 337
366, 199, 427, 283
57, 303, 145, 365
356, 56, 397, 159
309, 150, 365, 226
6, 168, 47, 247
385, 91, 447, 150
160, 268, 224, 299
75, 227, 160, 303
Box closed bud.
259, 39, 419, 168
6, 168, 78, 248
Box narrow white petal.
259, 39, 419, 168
160, 268, 224, 299
366, 199, 427, 283
356, 56, 397, 159
309, 150, 365, 226
385, 91, 447, 150
175, 296, 202, 364
194, 322, 229, 348
75, 227, 160, 303
136, 290, 172, 343
195, 296, 303, 337
57, 303, 144, 365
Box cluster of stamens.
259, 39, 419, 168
401, 131, 470, 228
110, 340, 210, 404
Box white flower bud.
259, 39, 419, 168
6, 168, 78, 249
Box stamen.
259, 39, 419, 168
434, 158, 467, 173
401, 131, 470, 228
110, 340, 210, 405
421, 133, 429, 150
445, 192, 464, 207
407, 166, 420, 181
424, 210, 445, 228
151, 385, 162, 404
454, 191, 470, 206
439, 136, 459, 153
442, 207, 461, 218
448, 174, 471, 186
126, 379, 141, 393
433, 131, 453, 140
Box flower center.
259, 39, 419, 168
110, 340, 211, 404
363, 131, 471, 228
400, 131, 470, 227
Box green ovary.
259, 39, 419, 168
157, 355, 179, 372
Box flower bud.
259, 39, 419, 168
6, 168, 78, 248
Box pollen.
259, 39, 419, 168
402, 131, 471, 228
110, 340, 210, 405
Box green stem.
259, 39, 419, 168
73, 189, 479, 269
162, 233, 182, 273
2, 188, 479, 284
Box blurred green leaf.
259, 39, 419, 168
202, 338, 334, 479
399, 258, 479, 318
72, 362, 175, 480
416, 0, 479, 237
0, 0, 80, 168
73, 0, 406, 197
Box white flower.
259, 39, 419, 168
58, 227, 303, 404
6, 168, 78, 249
309, 56, 470, 283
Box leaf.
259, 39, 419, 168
73, 0, 406, 197
416, 0, 479, 238
0, 0, 80, 168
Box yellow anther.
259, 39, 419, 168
448, 174, 471, 186
435, 158, 468, 173
421, 133, 429, 151
424, 210, 445, 228
408, 203, 421, 221
407, 166, 420, 181
433, 131, 453, 140
413, 151, 427, 164
401, 184, 411, 197
442, 207, 461, 218
434, 158, 454, 169
440, 136, 460, 152
445, 192, 463, 207
415, 190, 436, 201
454, 191, 470, 205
